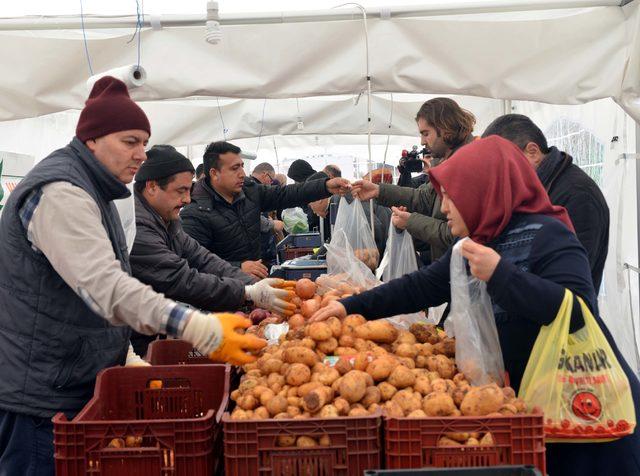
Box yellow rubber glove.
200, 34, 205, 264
208, 313, 267, 365
182, 311, 267, 366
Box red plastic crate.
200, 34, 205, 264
54, 364, 230, 476
223, 412, 382, 476
384, 414, 545, 475
146, 339, 212, 365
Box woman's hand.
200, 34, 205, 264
461, 239, 501, 282
308, 300, 347, 322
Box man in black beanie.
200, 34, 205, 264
287, 159, 316, 183
130, 145, 296, 355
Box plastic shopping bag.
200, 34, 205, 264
376, 225, 434, 328
519, 289, 636, 442
445, 238, 505, 386
317, 229, 380, 295
332, 197, 379, 271
281, 207, 309, 234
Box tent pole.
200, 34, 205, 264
0, 2, 621, 30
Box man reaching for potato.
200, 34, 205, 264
129, 145, 297, 355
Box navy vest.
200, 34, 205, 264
0, 138, 131, 417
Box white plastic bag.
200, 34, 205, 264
281, 207, 309, 234
318, 229, 380, 294
446, 238, 505, 386
376, 225, 434, 328
333, 197, 379, 271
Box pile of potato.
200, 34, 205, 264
230, 312, 529, 422
438, 431, 495, 447
353, 248, 380, 271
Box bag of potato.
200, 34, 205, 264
446, 238, 505, 386
332, 196, 379, 271
376, 225, 435, 328
323, 229, 380, 295
519, 289, 636, 442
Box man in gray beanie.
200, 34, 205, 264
130, 145, 296, 355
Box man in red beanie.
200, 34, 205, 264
0, 76, 266, 474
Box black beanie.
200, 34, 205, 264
135, 145, 195, 182
287, 159, 316, 183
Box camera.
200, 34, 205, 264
399, 145, 430, 173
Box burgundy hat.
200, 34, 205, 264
76, 76, 151, 142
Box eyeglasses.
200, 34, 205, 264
265, 172, 275, 183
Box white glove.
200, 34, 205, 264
245, 278, 296, 316
125, 343, 151, 367
181, 311, 224, 356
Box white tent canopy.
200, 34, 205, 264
0, 1, 639, 371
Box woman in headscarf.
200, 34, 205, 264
310, 135, 640, 476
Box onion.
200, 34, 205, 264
301, 299, 320, 318
288, 314, 306, 329
295, 279, 317, 300
249, 308, 270, 324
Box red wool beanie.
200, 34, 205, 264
76, 76, 151, 142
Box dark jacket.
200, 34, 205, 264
397, 171, 428, 189
376, 135, 474, 261
342, 213, 640, 476
537, 147, 609, 292
181, 176, 331, 265
0, 138, 131, 417
130, 192, 254, 311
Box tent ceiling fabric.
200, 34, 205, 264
0, 3, 638, 122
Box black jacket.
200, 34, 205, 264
538, 147, 609, 291
181, 177, 331, 265
397, 172, 429, 189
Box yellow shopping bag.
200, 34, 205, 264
519, 289, 636, 443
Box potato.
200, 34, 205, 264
108, 438, 125, 448
301, 300, 320, 318
277, 435, 296, 447
342, 315, 367, 336
245, 369, 263, 379
413, 376, 433, 396
499, 403, 518, 415
288, 406, 301, 416
297, 436, 317, 447
431, 378, 448, 394
300, 338, 316, 349
392, 389, 422, 414
239, 379, 259, 394
397, 357, 416, 369
368, 403, 381, 413
288, 314, 306, 329
437, 436, 462, 447
480, 432, 496, 446
231, 408, 250, 420
287, 396, 302, 407
460, 384, 505, 416
445, 432, 470, 443
303, 386, 334, 413
361, 386, 381, 407
382, 401, 405, 418
328, 397, 347, 416
348, 407, 369, 417
326, 316, 342, 338
319, 434, 332, 447
230, 389, 240, 401
307, 322, 333, 341
435, 355, 457, 379
466, 438, 480, 446
353, 352, 370, 371
511, 398, 527, 413
338, 370, 367, 403
298, 381, 323, 397
265, 395, 288, 416
395, 343, 418, 359
331, 377, 343, 393
319, 404, 340, 418
453, 373, 468, 385
283, 347, 318, 367
285, 363, 311, 386
124, 435, 143, 448
316, 338, 339, 355
452, 387, 468, 407
273, 412, 290, 419
237, 394, 258, 411
395, 330, 417, 345
378, 382, 397, 401
334, 358, 353, 375
388, 365, 416, 389
422, 393, 456, 416
259, 389, 276, 407
355, 321, 398, 344
417, 343, 435, 357
433, 338, 456, 357
502, 387, 517, 401
253, 407, 270, 419
338, 335, 355, 347
296, 278, 317, 299
407, 409, 427, 418
415, 355, 429, 369
366, 357, 396, 382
